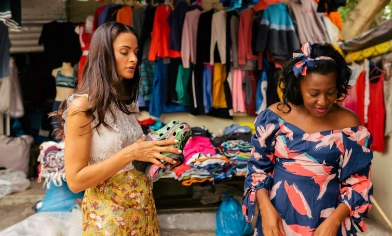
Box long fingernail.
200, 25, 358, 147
178, 150, 182, 153
174, 140, 179, 143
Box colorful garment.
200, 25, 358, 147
243, 109, 373, 236
82, 170, 159, 235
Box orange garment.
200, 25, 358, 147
116, 6, 132, 26
182, 177, 213, 186
212, 63, 227, 108
148, 5, 181, 62
314, 0, 343, 30
328, 11, 343, 30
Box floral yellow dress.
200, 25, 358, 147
63, 94, 160, 236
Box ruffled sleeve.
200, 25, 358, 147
340, 126, 373, 234
242, 109, 280, 223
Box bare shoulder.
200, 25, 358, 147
268, 102, 292, 118
68, 95, 88, 116
334, 105, 362, 128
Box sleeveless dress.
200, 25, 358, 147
63, 94, 160, 236
243, 109, 373, 236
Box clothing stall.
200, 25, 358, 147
1, 0, 392, 229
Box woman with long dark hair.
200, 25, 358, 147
51, 22, 181, 235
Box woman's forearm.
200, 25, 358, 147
65, 148, 132, 193
256, 189, 274, 214
326, 203, 351, 226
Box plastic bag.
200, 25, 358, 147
0, 208, 82, 236
0, 169, 30, 199
216, 194, 253, 236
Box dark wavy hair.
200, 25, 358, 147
50, 22, 140, 139
278, 43, 351, 113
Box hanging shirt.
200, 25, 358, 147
148, 5, 181, 61
92, 5, 106, 32
383, 61, 392, 137
39, 21, 82, 72
0, 22, 10, 79
168, 1, 189, 51
210, 10, 226, 65
230, 13, 255, 70
256, 2, 300, 60
0, 0, 21, 31
181, 8, 203, 68
287, 0, 330, 45
355, 70, 366, 125
116, 5, 133, 26
75, 24, 92, 86
139, 6, 156, 61
132, 6, 146, 37
367, 60, 386, 152
238, 8, 258, 66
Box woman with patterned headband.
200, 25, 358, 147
243, 42, 373, 236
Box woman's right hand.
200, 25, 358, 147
125, 134, 182, 168
260, 204, 286, 236
257, 189, 286, 236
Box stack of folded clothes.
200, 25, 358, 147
218, 140, 253, 176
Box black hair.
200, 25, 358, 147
278, 43, 351, 113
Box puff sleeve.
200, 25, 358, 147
340, 126, 373, 234
242, 109, 280, 223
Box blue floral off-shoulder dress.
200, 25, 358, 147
243, 109, 373, 236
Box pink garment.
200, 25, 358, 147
341, 71, 360, 114
238, 9, 257, 66
232, 69, 246, 112
183, 136, 216, 163
210, 10, 226, 65
181, 9, 203, 68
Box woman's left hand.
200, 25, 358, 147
314, 219, 340, 236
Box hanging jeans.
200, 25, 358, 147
202, 64, 213, 113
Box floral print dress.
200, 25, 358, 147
243, 109, 373, 236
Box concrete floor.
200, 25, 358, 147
0, 181, 391, 236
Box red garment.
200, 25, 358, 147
138, 117, 156, 126
355, 71, 366, 125
148, 6, 181, 62
253, 0, 284, 11
246, 71, 257, 116
342, 72, 360, 114
238, 9, 257, 66
367, 71, 386, 152
92, 5, 106, 33
174, 164, 192, 178
116, 5, 133, 26
76, 24, 92, 87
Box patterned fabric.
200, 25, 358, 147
82, 170, 160, 235
139, 60, 156, 102
62, 94, 144, 173
293, 42, 335, 78
243, 109, 373, 236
